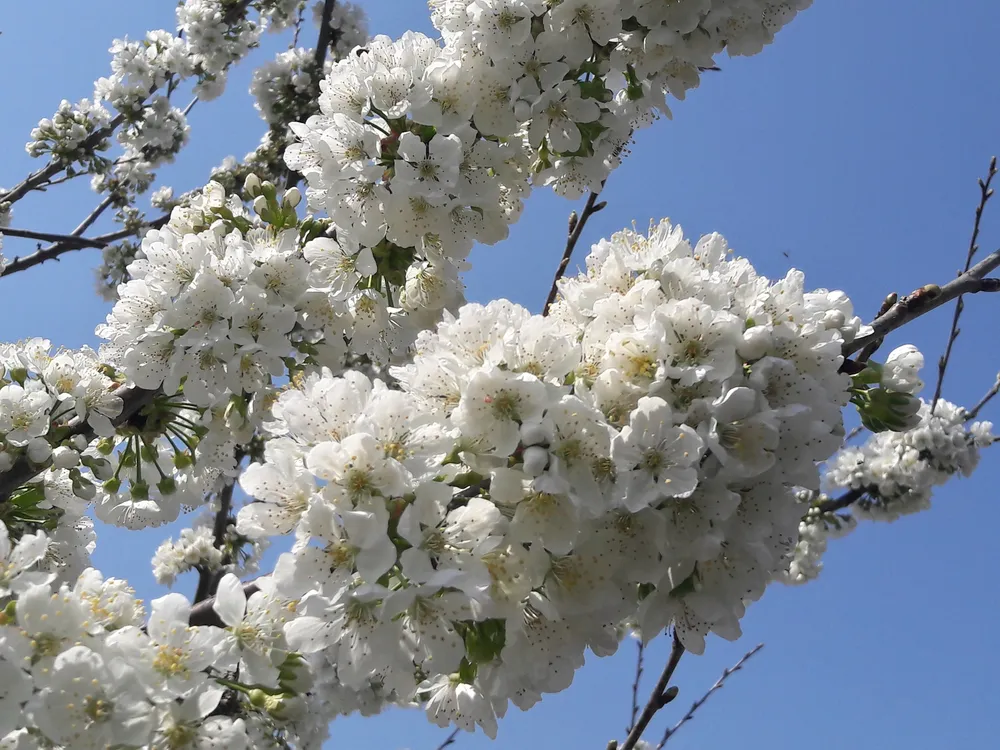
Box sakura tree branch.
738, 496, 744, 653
842, 250, 1000, 359
193, 480, 238, 604
932, 157, 998, 411
189, 580, 261, 626
0, 212, 169, 277
542, 189, 606, 315
814, 487, 867, 514
656, 643, 764, 748
1, 228, 111, 249
965, 373, 1000, 422
314, 0, 339, 69
618, 633, 684, 750
627, 639, 645, 734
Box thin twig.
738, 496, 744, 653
932, 157, 998, 411
542, 189, 607, 315
965, 373, 1000, 422
844, 425, 865, 443
435, 728, 461, 750
0, 228, 110, 248
619, 633, 685, 750
657, 644, 764, 748
0, 212, 169, 277
627, 639, 645, 734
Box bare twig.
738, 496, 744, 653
627, 639, 645, 734
843, 251, 1000, 359
0, 228, 110, 249
435, 728, 461, 750
965, 373, 1000, 422
542, 190, 607, 315
657, 644, 764, 748
844, 425, 865, 443
618, 633, 684, 750
1, 212, 169, 277
932, 157, 998, 411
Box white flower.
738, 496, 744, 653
612, 397, 704, 511
0, 526, 52, 598
25, 646, 153, 750
451, 369, 550, 455
0, 383, 53, 446
421, 674, 498, 739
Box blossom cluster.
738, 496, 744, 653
152, 512, 268, 587
283, 1, 812, 371
783, 397, 995, 584
0, 521, 369, 749
226, 218, 866, 735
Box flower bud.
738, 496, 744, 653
51, 446, 80, 469
521, 446, 549, 477
26, 438, 52, 464
519, 422, 549, 446
252, 195, 269, 217
282, 186, 301, 209
243, 173, 262, 198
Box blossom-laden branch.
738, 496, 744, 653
656, 644, 764, 748
932, 157, 998, 410
616, 634, 684, 750
543, 189, 607, 315
0, 228, 111, 249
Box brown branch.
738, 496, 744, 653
1, 212, 169, 277
542, 190, 606, 315
618, 633, 684, 750
1, 228, 111, 249
932, 157, 998, 411
189, 580, 261, 626
965, 372, 1000, 422
843, 254, 1000, 359
814, 487, 867, 514
0, 385, 158, 505
314, 0, 338, 69
627, 639, 645, 734
193, 480, 237, 604
656, 644, 764, 748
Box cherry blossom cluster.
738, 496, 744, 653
225, 218, 874, 735
0, 523, 369, 749
828, 397, 994, 521
97, 177, 464, 407
152, 513, 268, 587
783, 397, 995, 584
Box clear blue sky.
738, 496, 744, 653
2, 2, 999, 747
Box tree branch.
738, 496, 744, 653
618, 633, 684, 750
314, 0, 338, 69
0, 385, 158, 505
1, 227, 111, 249
542, 189, 606, 315
0, 212, 169, 278
843, 252, 1000, 358
627, 639, 645, 734
932, 157, 998, 411
965, 372, 1000, 422
434, 728, 460, 750
189, 580, 260, 626
656, 644, 764, 748
193, 479, 238, 604
814, 487, 867, 514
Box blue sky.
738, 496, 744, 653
2, 1, 999, 747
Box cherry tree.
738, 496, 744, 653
0, 1, 997, 748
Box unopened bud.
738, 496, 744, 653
521, 446, 549, 477
282, 186, 301, 209
26, 438, 52, 464
243, 173, 262, 198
